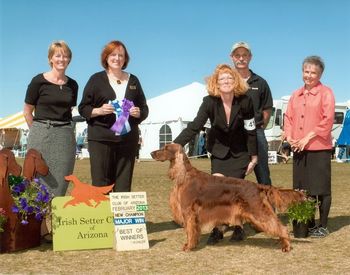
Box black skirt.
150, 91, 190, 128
293, 150, 332, 196
211, 151, 250, 179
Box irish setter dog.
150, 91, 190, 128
151, 143, 306, 252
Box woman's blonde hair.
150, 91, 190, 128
48, 40, 72, 67
206, 64, 248, 97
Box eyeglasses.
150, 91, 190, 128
218, 76, 234, 83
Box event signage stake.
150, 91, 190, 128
109, 192, 149, 251
51, 197, 114, 251
52, 175, 115, 251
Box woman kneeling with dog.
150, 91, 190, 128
174, 64, 257, 245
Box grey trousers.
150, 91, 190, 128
27, 121, 76, 196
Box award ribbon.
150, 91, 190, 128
109, 99, 134, 135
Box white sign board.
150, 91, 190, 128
109, 192, 149, 251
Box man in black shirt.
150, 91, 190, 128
230, 41, 273, 185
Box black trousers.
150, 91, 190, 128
311, 194, 332, 228
88, 140, 137, 192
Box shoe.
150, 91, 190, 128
207, 228, 223, 245
309, 227, 329, 238
308, 225, 320, 234
229, 226, 245, 242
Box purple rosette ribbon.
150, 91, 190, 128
109, 99, 134, 135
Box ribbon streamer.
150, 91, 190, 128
109, 99, 134, 135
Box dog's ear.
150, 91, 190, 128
24, 149, 49, 178
7, 149, 22, 176
34, 152, 49, 176
23, 152, 36, 180
0, 153, 8, 186
0, 149, 21, 185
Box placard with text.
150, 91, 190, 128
109, 192, 149, 251
51, 196, 114, 251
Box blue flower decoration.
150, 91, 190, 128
9, 176, 53, 225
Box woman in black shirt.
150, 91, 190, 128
78, 40, 148, 192
23, 41, 78, 197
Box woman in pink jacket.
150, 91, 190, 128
284, 56, 335, 238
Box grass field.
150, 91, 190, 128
0, 159, 349, 274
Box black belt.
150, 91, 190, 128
35, 120, 71, 127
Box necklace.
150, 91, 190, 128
44, 72, 66, 89
108, 72, 123, 85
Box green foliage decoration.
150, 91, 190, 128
287, 198, 318, 224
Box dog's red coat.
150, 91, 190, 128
151, 143, 306, 252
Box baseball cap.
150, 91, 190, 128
231, 41, 251, 54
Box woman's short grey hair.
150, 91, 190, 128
302, 55, 325, 73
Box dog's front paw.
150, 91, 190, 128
182, 243, 190, 252
281, 239, 291, 252
282, 245, 291, 252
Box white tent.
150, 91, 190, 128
139, 82, 208, 159
0, 111, 28, 130
0, 111, 28, 150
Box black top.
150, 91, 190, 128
25, 73, 78, 121
174, 95, 257, 159
78, 71, 149, 143
246, 70, 273, 127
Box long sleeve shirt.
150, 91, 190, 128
284, 82, 335, 151
78, 71, 148, 143
174, 94, 257, 158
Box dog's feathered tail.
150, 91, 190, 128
262, 185, 306, 213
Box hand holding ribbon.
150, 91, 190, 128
109, 99, 134, 135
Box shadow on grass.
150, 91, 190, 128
146, 220, 181, 234
328, 215, 350, 232
147, 221, 182, 248
192, 231, 312, 252
149, 238, 167, 248
6, 242, 53, 254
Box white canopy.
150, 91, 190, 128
0, 111, 28, 129
139, 82, 208, 158
143, 82, 207, 124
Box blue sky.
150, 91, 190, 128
1, 0, 349, 118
